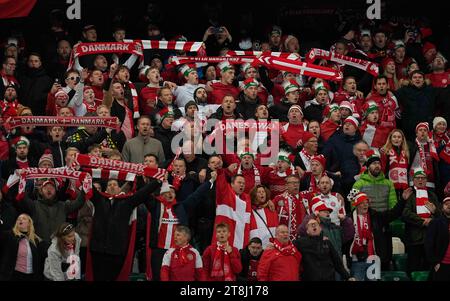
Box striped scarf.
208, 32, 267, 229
414, 186, 431, 219
127, 81, 140, 119
416, 135, 439, 173
157, 196, 179, 250
237, 164, 261, 186
225, 50, 301, 61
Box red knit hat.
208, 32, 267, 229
415, 122, 429, 133
243, 77, 259, 90
422, 42, 436, 55
300, 131, 316, 145
311, 154, 326, 170
323, 104, 340, 118
344, 116, 359, 128
38, 149, 54, 168
155, 107, 174, 125
353, 192, 368, 207
381, 56, 395, 70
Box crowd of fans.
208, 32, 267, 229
1, 9, 450, 282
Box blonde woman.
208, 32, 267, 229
380, 129, 410, 199
44, 223, 81, 281
0, 214, 45, 281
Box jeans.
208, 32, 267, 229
351, 261, 372, 281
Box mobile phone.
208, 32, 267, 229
55, 78, 60, 84
212, 27, 223, 34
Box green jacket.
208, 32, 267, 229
402, 190, 441, 246
353, 171, 397, 212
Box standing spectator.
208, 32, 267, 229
402, 168, 441, 274
426, 54, 450, 88
19, 53, 53, 116
48, 39, 72, 82
207, 62, 240, 105
320, 104, 342, 143
0, 56, 19, 97
293, 131, 318, 175
280, 105, 307, 151
139, 67, 162, 116
238, 237, 263, 282
202, 223, 242, 281
425, 197, 450, 281
0, 214, 46, 281
353, 150, 398, 213
349, 191, 406, 279
172, 64, 206, 108
268, 79, 300, 122
44, 223, 81, 281
257, 224, 301, 281
153, 109, 176, 163
160, 226, 205, 281
236, 78, 261, 120
203, 26, 233, 56
395, 71, 438, 141
295, 215, 354, 281
249, 185, 278, 248
122, 115, 165, 165
304, 86, 329, 123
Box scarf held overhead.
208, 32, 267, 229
225, 50, 301, 61
166, 56, 255, 69
2, 116, 121, 131
305, 48, 379, 77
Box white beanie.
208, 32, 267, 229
433, 116, 447, 130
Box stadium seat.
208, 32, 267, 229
390, 220, 405, 241
392, 254, 408, 271
129, 273, 147, 281
411, 271, 430, 281
380, 271, 410, 281
392, 237, 405, 254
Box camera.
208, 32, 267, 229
212, 27, 223, 34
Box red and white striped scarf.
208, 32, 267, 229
271, 238, 298, 256
83, 168, 137, 182
351, 210, 375, 257
166, 56, 254, 69
157, 196, 179, 250
414, 186, 431, 219
237, 164, 261, 185
2, 116, 121, 132
72, 154, 166, 180
305, 48, 379, 77
416, 135, 439, 173
254, 55, 343, 81
211, 242, 234, 281
299, 149, 314, 171
68, 42, 144, 70
16, 168, 92, 201
385, 148, 409, 190
125, 39, 204, 53
127, 81, 140, 119
226, 50, 301, 61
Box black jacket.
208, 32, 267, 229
238, 247, 262, 281
303, 103, 325, 123
236, 92, 260, 120
89, 179, 161, 256
294, 233, 351, 281
18, 67, 53, 116
268, 101, 291, 123
425, 215, 450, 266
154, 126, 177, 164
0, 231, 48, 280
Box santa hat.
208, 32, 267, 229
241, 63, 253, 74
288, 105, 303, 116
344, 116, 359, 128
243, 78, 259, 90
363, 101, 379, 118
339, 101, 354, 113
310, 196, 333, 213
277, 150, 292, 164
38, 149, 54, 167
160, 181, 175, 194
352, 192, 368, 207
415, 122, 430, 133
433, 117, 447, 130
42, 179, 56, 188
311, 154, 326, 170
15, 136, 30, 148
413, 167, 427, 178
422, 42, 436, 55
365, 149, 381, 167
300, 131, 316, 145
217, 61, 234, 74
179, 64, 196, 77
282, 79, 299, 95
139, 65, 151, 83
155, 107, 174, 125
239, 151, 255, 160
323, 104, 339, 118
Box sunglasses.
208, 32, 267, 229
67, 76, 80, 81
62, 224, 74, 235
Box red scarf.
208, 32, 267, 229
299, 149, 314, 171
416, 135, 439, 174
83, 101, 97, 113
171, 173, 186, 191
156, 196, 179, 250
211, 242, 234, 281
384, 148, 409, 190
434, 131, 450, 148
351, 211, 375, 256
271, 238, 297, 256
306, 48, 379, 76
414, 186, 431, 219
166, 56, 254, 69
320, 119, 340, 142
175, 244, 191, 265
127, 81, 140, 119
226, 50, 300, 60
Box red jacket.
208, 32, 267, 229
202, 245, 242, 281
160, 245, 206, 281
139, 86, 159, 115
426, 72, 450, 88
257, 245, 302, 281
208, 82, 240, 105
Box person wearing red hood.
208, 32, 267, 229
207, 61, 240, 105
381, 57, 400, 91
320, 104, 341, 143
257, 224, 302, 281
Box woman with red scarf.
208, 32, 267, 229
433, 117, 450, 191
202, 223, 242, 281
257, 224, 301, 281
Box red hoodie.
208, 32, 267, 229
208, 82, 240, 105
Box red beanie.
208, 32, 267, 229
311, 154, 326, 170
422, 42, 436, 55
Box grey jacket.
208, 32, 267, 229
121, 135, 165, 165
44, 233, 82, 281
17, 192, 85, 242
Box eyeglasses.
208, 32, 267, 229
62, 224, 74, 235
67, 76, 80, 81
